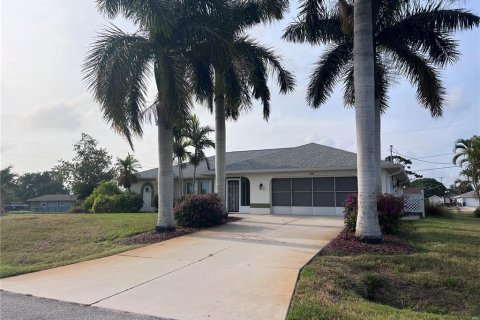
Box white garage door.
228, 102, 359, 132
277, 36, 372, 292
271, 177, 357, 215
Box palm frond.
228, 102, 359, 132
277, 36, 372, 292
83, 26, 152, 148
282, 14, 345, 44
308, 42, 353, 108
96, 0, 174, 37
387, 43, 445, 117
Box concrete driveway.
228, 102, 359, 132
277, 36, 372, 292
0, 214, 343, 320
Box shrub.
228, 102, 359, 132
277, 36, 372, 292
92, 193, 143, 213
474, 207, 480, 218
174, 193, 224, 228
425, 202, 451, 217
83, 181, 121, 211
344, 194, 405, 234
68, 206, 85, 213
92, 195, 118, 213
115, 193, 143, 212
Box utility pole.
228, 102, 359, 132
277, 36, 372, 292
389, 145, 393, 162
439, 177, 444, 184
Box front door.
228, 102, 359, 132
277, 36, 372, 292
227, 180, 240, 212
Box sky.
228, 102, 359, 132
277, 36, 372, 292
1, 0, 479, 188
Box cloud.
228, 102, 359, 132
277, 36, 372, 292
23, 95, 95, 131
446, 86, 465, 110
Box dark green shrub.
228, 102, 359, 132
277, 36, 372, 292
474, 207, 480, 218
425, 202, 451, 217
174, 193, 223, 228
344, 194, 405, 234
115, 193, 143, 212
68, 206, 86, 213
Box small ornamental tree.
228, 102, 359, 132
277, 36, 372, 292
344, 194, 405, 234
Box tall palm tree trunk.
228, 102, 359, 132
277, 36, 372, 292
156, 112, 175, 232
214, 83, 227, 212
193, 163, 197, 194
178, 161, 183, 196
353, 0, 382, 242
375, 99, 382, 194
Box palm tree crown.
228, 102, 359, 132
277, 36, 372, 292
115, 154, 141, 192
185, 115, 215, 194
84, 0, 233, 231
283, 0, 480, 116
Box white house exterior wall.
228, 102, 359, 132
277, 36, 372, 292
133, 168, 401, 213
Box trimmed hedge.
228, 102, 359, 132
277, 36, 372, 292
344, 194, 405, 234
174, 193, 224, 228
92, 193, 143, 213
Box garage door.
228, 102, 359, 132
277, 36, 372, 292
271, 177, 357, 215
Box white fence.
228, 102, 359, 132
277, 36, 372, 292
404, 194, 425, 217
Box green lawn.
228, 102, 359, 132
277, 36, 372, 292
288, 215, 480, 320
0, 213, 157, 278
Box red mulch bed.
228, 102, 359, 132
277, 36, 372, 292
321, 230, 413, 255
123, 216, 242, 245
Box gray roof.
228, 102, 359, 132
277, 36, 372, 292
455, 190, 479, 199
138, 143, 407, 181
27, 194, 76, 202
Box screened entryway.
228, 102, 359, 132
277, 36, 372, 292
271, 177, 357, 215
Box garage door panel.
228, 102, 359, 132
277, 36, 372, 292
336, 192, 356, 207
292, 178, 312, 191
335, 177, 357, 191
292, 192, 312, 207
272, 178, 291, 192
272, 192, 291, 206
313, 178, 334, 191
313, 192, 335, 207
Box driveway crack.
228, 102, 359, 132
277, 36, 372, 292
88, 245, 233, 306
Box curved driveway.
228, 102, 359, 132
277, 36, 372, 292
0, 214, 342, 320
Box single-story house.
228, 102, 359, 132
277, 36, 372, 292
27, 194, 76, 212
454, 190, 479, 208
428, 195, 444, 205
132, 143, 409, 216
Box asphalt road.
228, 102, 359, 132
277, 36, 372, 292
0, 291, 169, 320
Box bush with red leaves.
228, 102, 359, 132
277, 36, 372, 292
344, 194, 405, 234
174, 193, 224, 228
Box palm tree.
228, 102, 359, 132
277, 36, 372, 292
115, 154, 141, 192
185, 115, 215, 194
1, 166, 17, 213
188, 0, 295, 211
173, 123, 192, 196
284, 0, 479, 240
84, 0, 231, 231
453, 136, 480, 196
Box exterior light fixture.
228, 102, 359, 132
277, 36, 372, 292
259, 183, 263, 190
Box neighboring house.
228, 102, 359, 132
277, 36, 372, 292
455, 191, 480, 208
132, 143, 409, 215
27, 194, 76, 212
428, 195, 444, 205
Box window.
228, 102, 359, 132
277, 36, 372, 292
186, 182, 194, 194
335, 177, 357, 192
241, 177, 250, 206
200, 180, 211, 194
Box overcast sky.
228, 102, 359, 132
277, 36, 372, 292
1, 0, 479, 187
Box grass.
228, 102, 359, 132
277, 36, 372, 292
0, 213, 157, 278
287, 215, 480, 320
